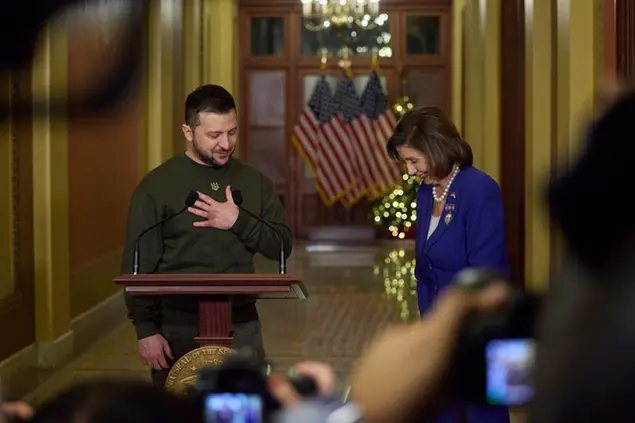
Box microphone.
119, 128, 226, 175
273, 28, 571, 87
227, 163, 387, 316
132, 190, 199, 275
231, 189, 286, 274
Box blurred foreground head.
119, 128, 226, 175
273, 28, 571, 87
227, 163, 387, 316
0, 0, 147, 121
28, 379, 201, 423
533, 84, 635, 422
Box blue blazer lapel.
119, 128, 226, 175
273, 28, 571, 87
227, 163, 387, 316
424, 189, 459, 254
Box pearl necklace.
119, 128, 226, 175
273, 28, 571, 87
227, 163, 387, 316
432, 166, 460, 203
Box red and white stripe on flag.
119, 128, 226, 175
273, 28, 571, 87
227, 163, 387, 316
369, 109, 402, 196
292, 107, 355, 206
316, 116, 356, 205
292, 105, 318, 170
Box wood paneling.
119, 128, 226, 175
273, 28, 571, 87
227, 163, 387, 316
67, 25, 145, 316
499, 0, 526, 286
239, 1, 453, 237
0, 71, 36, 361
406, 67, 451, 114
616, 0, 635, 79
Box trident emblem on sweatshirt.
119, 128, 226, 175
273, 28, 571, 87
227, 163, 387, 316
210, 182, 220, 191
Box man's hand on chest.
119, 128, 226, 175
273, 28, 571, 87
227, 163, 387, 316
187, 185, 239, 230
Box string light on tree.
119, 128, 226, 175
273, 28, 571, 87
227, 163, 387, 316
371, 94, 419, 239
373, 249, 417, 321
371, 174, 419, 239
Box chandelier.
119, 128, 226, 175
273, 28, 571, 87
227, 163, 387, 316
301, 0, 381, 32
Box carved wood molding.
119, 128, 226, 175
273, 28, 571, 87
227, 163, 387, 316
115, 273, 308, 298
0, 70, 35, 359
616, 0, 635, 79
0, 79, 23, 313
499, 0, 526, 287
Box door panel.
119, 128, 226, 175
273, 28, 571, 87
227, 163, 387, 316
405, 68, 450, 114
239, 4, 453, 239
244, 69, 291, 221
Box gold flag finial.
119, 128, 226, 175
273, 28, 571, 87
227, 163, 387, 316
371, 47, 379, 69
338, 47, 352, 77
319, 48, 329, 71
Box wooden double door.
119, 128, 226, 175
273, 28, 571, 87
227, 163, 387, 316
238, 0, 453, 238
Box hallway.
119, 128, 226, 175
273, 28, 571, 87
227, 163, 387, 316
24, 241, 418, 404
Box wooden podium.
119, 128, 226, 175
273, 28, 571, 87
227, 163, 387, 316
114, 273, 308, 347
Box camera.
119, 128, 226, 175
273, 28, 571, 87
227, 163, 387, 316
187, 351, 318, 423
452, 268, 542, 407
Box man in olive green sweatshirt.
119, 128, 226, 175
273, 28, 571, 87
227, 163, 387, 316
121, 84, 293, 387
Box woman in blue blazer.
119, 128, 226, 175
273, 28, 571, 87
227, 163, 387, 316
387, 106, 510, 423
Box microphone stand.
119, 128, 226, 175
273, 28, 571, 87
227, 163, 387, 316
133, 243, 141, 275
131, 190, 199, 275
132, 205, 187, 275
278, 233, 286, 275
234, 204, 286, 275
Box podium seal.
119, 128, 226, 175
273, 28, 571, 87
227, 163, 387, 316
165, 345, 235, 393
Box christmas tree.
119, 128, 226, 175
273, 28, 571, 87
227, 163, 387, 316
370, 95, 420, 239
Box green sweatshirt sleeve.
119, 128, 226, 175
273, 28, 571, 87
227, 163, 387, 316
231, 177, 293, 261
121, 189, 163, 340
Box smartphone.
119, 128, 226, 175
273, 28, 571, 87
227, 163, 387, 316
204, 393, 263, 423
485, 338, 536, 406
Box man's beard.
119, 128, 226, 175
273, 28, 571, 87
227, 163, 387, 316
192, 136, 233, 167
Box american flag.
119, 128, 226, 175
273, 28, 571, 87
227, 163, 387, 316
332, 71, 386, 206
360, 70, 402, 197
291, 75, 355, 205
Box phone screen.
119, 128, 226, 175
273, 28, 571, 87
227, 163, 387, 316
485, 338, 536, 406
204, 393, 263, 423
